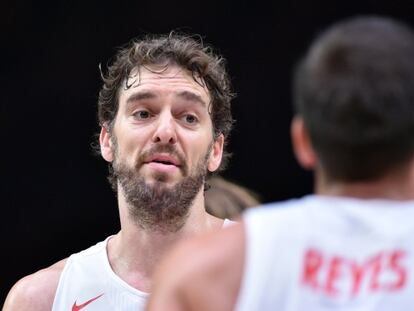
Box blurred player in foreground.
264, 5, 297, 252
147, 16, 414, 310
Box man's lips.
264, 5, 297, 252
144, 154, 181, 167
138, 148, 188, 175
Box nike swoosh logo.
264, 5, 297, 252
72, 293, 104, 311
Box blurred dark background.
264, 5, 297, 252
2, 0, 413, 303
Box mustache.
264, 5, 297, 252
136, 144, 188, 175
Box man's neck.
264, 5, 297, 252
315, 161, 414, 200
107, 190, 223, 293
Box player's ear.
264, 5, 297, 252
100, 125, 114, 162
291, 116, 317, 169
208, 133, 224, 172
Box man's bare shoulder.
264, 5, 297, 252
148, 222, 246, 311
185, 220, 245, 273
3, 258, 67, 311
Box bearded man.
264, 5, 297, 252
4, 33, 234, 311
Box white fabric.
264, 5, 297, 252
52, 237, 148, 311
52, 219, 234, 311
236, 195, 414, 311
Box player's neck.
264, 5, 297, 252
107, 189, 223, 292
315, 160, 414, 200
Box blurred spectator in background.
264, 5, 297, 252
205, 177, 260, 220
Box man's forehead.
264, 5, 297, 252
125, 65, 209, 95
116, 65, 213, 112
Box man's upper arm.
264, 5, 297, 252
147, 223, 245, 311
146, 237, 205, 311
3, 259, 66, 311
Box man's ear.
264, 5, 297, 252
208, 134, 224, 172
100, 126, 114, 162
291, 116, 317, 170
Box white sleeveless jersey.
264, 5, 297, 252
51, 237, 148, 311
52, 219, 234, 311
236, 195, 414, 311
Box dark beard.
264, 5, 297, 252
113, 144, 209, 233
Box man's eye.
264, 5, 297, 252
133, 110, 151, 119
183, 114, 198, 124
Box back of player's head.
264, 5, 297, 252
293, 16, 414, 182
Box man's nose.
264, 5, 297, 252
152, 112, 177, 144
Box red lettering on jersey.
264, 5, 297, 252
301, 248, 408, 298
386, 250, 407, 290
350, 259, 365, 296
325, 256, 343, 296
369, 252, 383, 291
302, 248, 323, 289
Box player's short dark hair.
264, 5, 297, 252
293, 16, 414, 181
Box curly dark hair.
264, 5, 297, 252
96, 32, 234, 188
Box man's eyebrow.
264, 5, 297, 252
126, 91, 157, 104
176, 91, 207, 107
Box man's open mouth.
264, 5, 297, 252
145, 154, 181, 167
